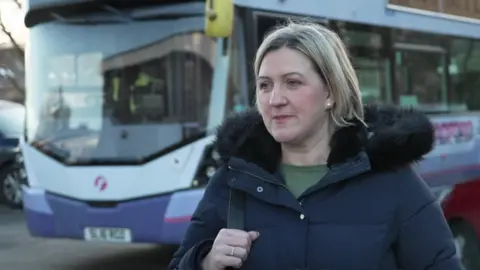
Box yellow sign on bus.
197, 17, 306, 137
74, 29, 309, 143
205, 0, 234, 37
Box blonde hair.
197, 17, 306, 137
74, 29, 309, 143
254, 20, 365, 128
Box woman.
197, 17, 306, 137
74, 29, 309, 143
168, 21, 462, 270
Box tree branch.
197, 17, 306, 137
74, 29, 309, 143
11, 0, 22, 9
0, 14, 24, 59
0, 0, 25, 101
0, 63, 25, 101
4, 73, 25, 100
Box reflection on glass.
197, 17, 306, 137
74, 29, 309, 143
449, 39, 480, 111
48, 55, 76, 87
77, 52, 103, 87
225, 20, 247, 115
37, 86, 72, 140
337, 22, 390, 105
395, 50, 447, 112
354, 58, 389, 105
27, 16, 216, 164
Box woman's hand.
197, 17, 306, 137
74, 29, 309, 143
201, 228, 260, 269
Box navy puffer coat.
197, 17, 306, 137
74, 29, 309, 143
169, 104, 462, 270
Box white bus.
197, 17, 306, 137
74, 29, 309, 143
21, 0, 480, 268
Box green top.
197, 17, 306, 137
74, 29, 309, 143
281, 163, 329, 198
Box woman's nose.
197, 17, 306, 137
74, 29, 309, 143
269, 90, 287, 106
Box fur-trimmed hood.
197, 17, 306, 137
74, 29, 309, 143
214, 104, 435, 174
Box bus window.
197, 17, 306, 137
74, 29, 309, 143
391, 29, 449, 112
448, 39, 480, 111
394, 48, 448, 111
332, 22, 391, 105
225, 17, 248, 115
28, 16, 217, 164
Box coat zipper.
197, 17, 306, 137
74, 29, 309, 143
228, 165, 308, 267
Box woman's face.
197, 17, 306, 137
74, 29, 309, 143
256, 47, 332, 144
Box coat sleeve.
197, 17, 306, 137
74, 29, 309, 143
167, 166, 229, 270
393, 167, 462, 270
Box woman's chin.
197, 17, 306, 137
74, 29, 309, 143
271, 130, 297, 143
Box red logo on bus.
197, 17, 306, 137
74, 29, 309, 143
94, 176, 108, 191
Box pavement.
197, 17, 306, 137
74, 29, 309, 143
0, 206, 176, 270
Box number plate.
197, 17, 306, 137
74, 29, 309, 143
83, 227, 132, 243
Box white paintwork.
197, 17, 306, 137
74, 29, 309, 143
20, 136, 214, 201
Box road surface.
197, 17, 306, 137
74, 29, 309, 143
0, 206, 176, 270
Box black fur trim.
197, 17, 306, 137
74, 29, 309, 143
213, 104, 435, 173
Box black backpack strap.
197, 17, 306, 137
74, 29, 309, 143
226, 189, 246, 270
227, 188, 245, 229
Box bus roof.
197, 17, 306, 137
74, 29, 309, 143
234, 0, 480, 39
24, 0, 203, 27
25, 0, 480, 39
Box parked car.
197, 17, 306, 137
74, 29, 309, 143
0, 100, 27, 209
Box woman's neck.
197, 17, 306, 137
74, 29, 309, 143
281, 126, 331, 166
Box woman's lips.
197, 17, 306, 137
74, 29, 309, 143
273, 115, 293, 124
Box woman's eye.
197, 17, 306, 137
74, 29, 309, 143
258, 82, 272, 91
287, 80, 301, 88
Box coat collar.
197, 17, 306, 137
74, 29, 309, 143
213, 104, 435, 176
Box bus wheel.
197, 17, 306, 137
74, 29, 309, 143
451, 221, 480, 270
0, 164, 23, 209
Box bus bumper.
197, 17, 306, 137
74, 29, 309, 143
21, 186, 205, 244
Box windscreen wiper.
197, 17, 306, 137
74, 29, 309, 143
49, 3, 204, 25
49, 7, 131, 25
50, 3, 133, 25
